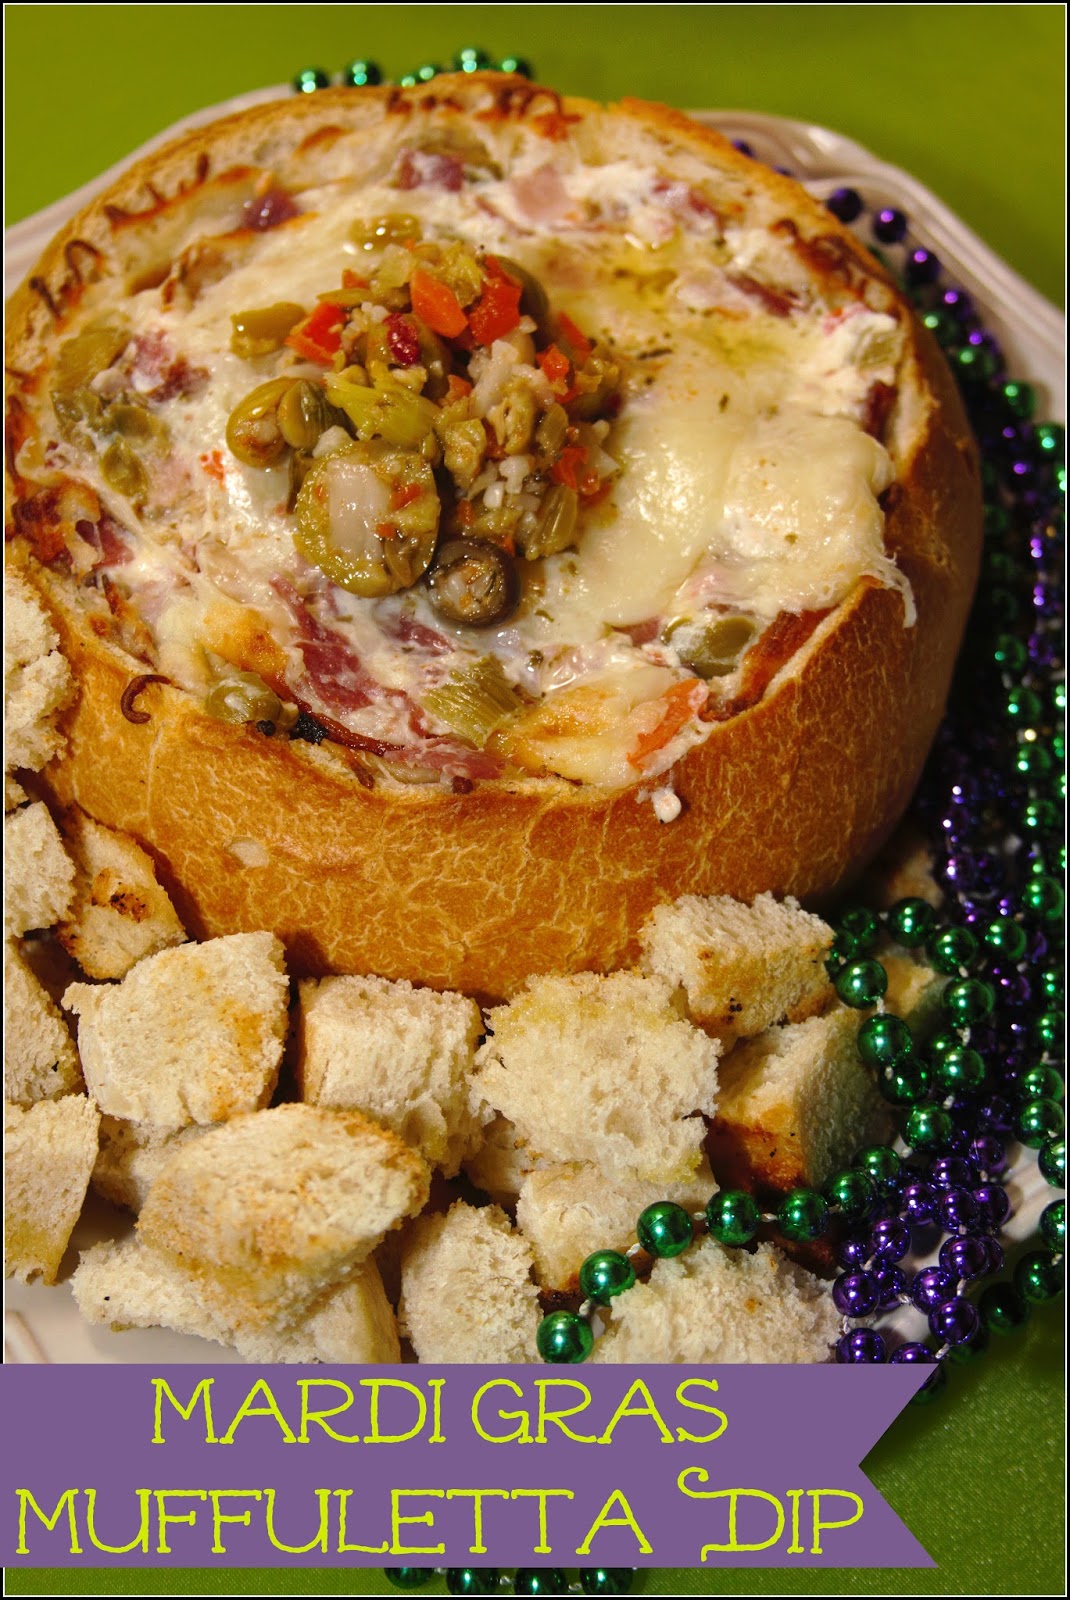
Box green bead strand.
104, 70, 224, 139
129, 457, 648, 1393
905, 1105, 954, 1153
1038, 1135, 1066, 1187
777, 1188, 830, 1242
880, 1056, 932, 1106
942, 977, 995, 1025
886, 897, 937, 947
343, 59, 383, 86
1005, 685, 1044, 725
1032, 1009, 1065, 1050
854, 1145, 902, 1194
293, 67, 330, 93
927, 926, 979, 974
706, 1189, 761, 1245
579, 1250, 636, 1304
515, 1570, 568, 1596
385, 1571, 434, 1591
834, 958, 888, 1008
1017, 1065, 1065, 1104
911, 1364, 948, 1405
446, 1572, 499, 1597
1000, 379, 1036, 419
948, 1323, 990, 1365
1015, 1251, 1064, 1303
824, 1168, 878, 1220
1020, 798, 1060, 833
497, 55, 534, 77
537, 1310, 594, 1364
980, 1282, 1030, 1334
857, 1012, 913, 1066
1034, 420, 1065, 457
993, 633, 1028, 673
838, 906, 881, 950
932, 1046, 986, 1095
1016, 1098, 1065, 1147
637, 1201, 694, 1258
1039, 1198, 1066, 1253
453, 46, 492, 72
982, 916, 1028, 959
579, 1570, 635, 1596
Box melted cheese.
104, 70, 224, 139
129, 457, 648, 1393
43, 149, 912, 788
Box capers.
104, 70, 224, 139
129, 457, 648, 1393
521, 483, 578, 560
668, 613, 759, 679
205, 671, 283, 726
277, 380, 334, 451
350, 213, 422, 250
52, 317, 130, 392
427, 539, 519, 627
99, 438, 148, 502
229, 302, 305, 360
225, 378, 295, 468
293, 439, 440, 598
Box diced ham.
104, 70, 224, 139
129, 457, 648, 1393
127, 331, 208, 401
509, 163, 570, 225
76, 515, 133, 568
395, 148, 464, 192
651, 177, 720, 227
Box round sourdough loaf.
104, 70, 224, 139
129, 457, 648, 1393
5, 76, 981, 996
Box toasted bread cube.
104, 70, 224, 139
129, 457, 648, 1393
882, 954, 947, 1039
138, 1103, 429, 1333
707, 1008, 890, 1192
63, 932, 288, 1129
5, 1095, 100, 1283
5, 802, 76, 936
639, 892, 834, 1042
57, 809, 186, 979
399, 1202, 539, 1363
296, 974, 484, 1175
5, 776, 28, 811
4, 940, 82, 1103
473, 972, 719, 1189
4, 567, 73, 773
71, 1236, 400, 1362
464, 1115, 544, 1205
593, 1237, 840, 1363
92, 1117, 209, 1213
517, 1158, 716, 1291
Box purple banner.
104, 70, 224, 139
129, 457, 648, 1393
2, 1365, 932, 1568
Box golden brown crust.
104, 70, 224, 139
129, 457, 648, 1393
5, 78, 982, 998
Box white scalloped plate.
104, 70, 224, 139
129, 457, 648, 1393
4, 97, 1063, 1363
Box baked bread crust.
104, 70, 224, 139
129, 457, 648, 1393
5, 78, 981, 997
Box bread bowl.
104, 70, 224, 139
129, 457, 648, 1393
4, 74, 982, 997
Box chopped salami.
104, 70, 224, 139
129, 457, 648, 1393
241, 186, 301, 232
128, 331, 208, 401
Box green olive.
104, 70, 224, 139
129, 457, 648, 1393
287, 449, 315, 514
52, 318, 130, 392
205, 671, 283, 725
668, 613, 759, 679
229, 302, 305, 360
52, 387, 106, 442
106, 400, 169, 448
277, 380, 334, 451
521, 483, 578, 560
427, 538, 519, 627
225, 378, 295, 468
349, 213, 422, 250
293, 439, 440, 598
99, 438, 148, 502
534, 403, 568, 460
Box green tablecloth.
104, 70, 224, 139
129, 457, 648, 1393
4, 6, 1065, 1596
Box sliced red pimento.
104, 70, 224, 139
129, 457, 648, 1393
446, 374, 474, 402
467, 264, 523, 345
557, 312, 593, 365
285, 302, 346, 364
537, 343, 572, 393
389, 482, 423, 511
551, 444, 587, 490
410, 269, 468, 338
456, 498, 475, 527
385, 312, 421, 366
376, 521, 400, 540
628, 681, 708, 767
342, 268, 370, 290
